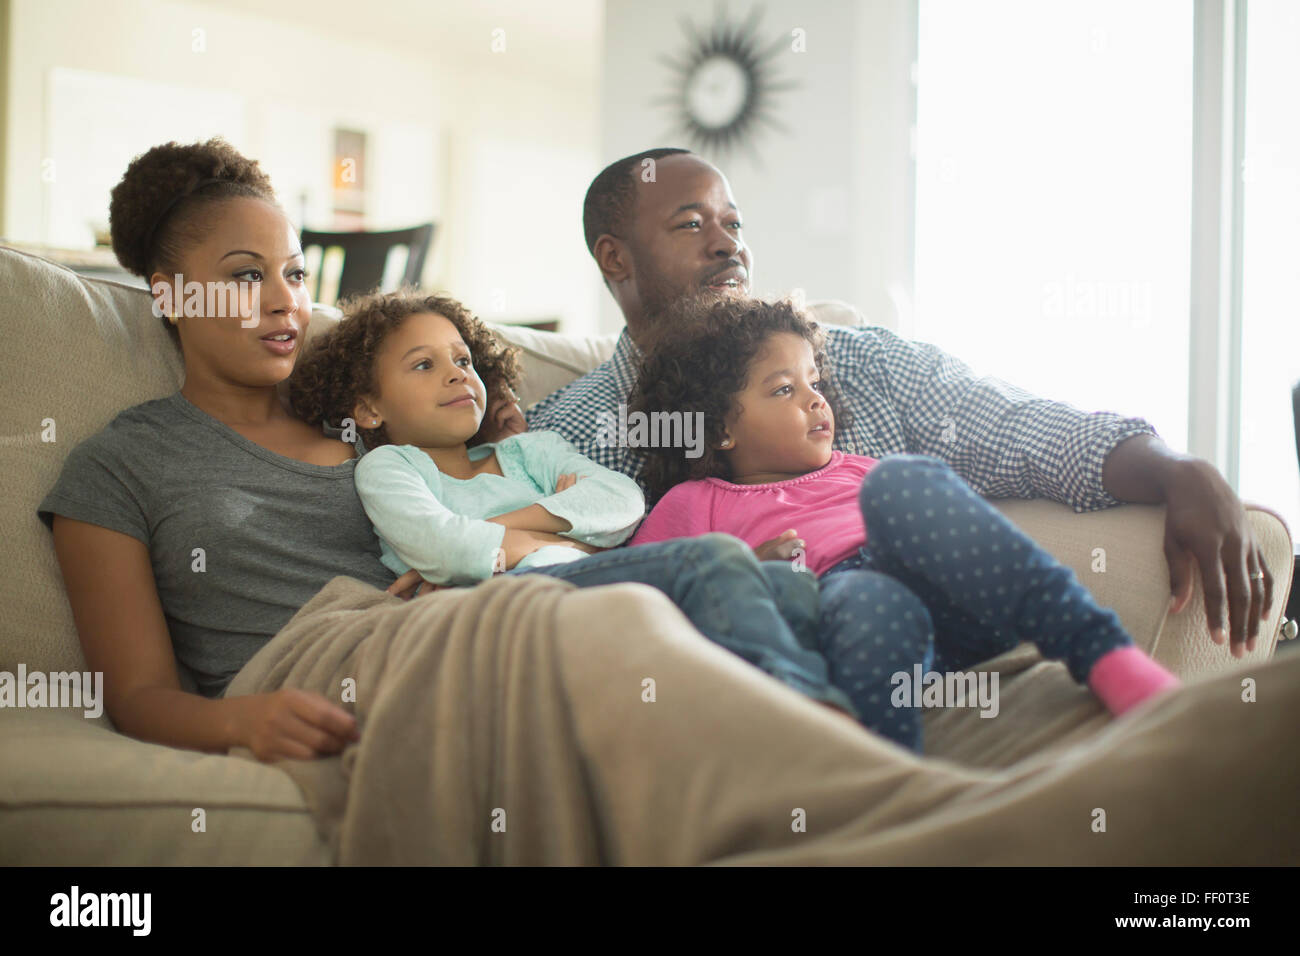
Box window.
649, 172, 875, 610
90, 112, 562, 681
914, 0, 1193, 450
1237, 0, 1300, 535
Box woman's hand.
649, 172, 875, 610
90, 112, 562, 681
754, 529, 803, 561
235, 688, 360, 762
386, 569, 440, 600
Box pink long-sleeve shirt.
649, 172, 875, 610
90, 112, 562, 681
629, 451, 879, 576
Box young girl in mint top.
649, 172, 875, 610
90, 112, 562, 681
629, 297, 1180, 752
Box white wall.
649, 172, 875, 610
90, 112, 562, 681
4, 0, 443, 242
2, 0, 604, 334
436, 47, 602, 336
598, 0, 916, 334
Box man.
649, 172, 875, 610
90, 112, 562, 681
526, 147, 1274, 659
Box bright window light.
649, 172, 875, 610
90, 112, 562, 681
1238, 0, 1300, 534
914, 0, 1193, 453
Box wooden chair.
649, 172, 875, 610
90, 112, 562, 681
300, 223, 435, 305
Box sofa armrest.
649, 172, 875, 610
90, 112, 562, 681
990, 499, 1293, 679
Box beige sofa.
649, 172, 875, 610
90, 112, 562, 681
0, 244, 1292, 865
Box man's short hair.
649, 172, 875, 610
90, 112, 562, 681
582, 147, 692, 256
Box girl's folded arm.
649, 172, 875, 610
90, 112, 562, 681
519, 431, 646, 545
485, 502, 571, 534
354, 448, 505, 583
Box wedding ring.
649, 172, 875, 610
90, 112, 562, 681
1249, 572, 1264, 581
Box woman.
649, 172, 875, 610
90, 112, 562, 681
35, 138, 1300, 864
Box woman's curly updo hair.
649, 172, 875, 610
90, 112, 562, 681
108, 138, 279, 340
630, 296, 850, 507
288, 289, 522, 451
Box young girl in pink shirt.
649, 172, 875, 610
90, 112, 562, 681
628, 297, 1180, 752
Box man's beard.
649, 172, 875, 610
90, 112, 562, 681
637, 269, 697, 324
636, 266, 739, 346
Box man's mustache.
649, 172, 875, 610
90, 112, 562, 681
702, 261, 748, 284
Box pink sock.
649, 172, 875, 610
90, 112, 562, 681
1087, 646, 1181, 716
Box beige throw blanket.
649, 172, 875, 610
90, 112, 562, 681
226, 573, 1300, 865
225, 572, 603, 864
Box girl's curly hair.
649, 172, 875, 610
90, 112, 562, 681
629, 296, 850, 507
288, 289, 521, 450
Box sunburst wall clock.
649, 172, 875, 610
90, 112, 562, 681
653, 3, 798, 161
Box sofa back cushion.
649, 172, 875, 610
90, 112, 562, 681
2, 248, 186, 674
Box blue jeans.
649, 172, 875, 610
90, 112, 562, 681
510, 532, 858, 715
816, 453, 1134, 753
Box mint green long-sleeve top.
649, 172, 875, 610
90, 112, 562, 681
353, 430, 646, 585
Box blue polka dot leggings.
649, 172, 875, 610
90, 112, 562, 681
815, 454, 1133, 753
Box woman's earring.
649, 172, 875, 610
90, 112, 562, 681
720, 437, 733, 449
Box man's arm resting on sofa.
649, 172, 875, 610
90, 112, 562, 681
840, 324, 1157, 510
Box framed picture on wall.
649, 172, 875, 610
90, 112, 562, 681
332, 127, 367, 228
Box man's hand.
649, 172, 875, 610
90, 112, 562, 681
754, 529, 804, 561
477, 388, 527, 444
1103, 434, 1274, 658
1162, 459, 1274, 658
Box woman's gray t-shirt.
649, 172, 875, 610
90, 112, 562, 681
37, 391, 395, 698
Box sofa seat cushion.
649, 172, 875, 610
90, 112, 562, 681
0, 708, 328, 864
